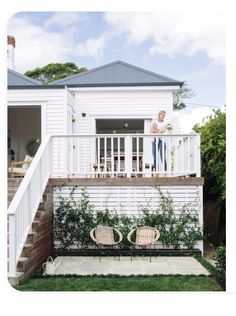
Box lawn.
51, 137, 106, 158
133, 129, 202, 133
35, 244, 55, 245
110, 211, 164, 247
15, 275, 222, 291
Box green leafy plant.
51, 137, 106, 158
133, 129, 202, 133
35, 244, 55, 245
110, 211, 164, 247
214, 245, 226, 276
25, 62, 87, 84
54, 186, 203, 250
73, 187, 95, 248
54, 186, 95, 249
178, 205, 204, 249
154, 187, 203, 249
193, 109, 226, 203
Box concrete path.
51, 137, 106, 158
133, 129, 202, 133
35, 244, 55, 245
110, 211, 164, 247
46, 256, 210, 276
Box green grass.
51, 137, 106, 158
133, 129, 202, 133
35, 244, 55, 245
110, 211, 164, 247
15, 275, 222, 291
195, 255, 226, 290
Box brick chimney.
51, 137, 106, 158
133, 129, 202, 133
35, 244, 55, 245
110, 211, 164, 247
7, 35, 16, 70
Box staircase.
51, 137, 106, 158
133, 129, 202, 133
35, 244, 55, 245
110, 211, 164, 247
8, 179, 54, 286
8, 178, 22, 206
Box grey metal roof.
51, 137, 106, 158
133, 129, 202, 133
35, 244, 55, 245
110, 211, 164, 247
51, 61, 184, 87
8, 68, 43, 87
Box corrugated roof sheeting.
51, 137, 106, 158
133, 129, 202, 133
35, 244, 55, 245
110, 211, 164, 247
8, 69, 43, 86
51, 61, 183, 86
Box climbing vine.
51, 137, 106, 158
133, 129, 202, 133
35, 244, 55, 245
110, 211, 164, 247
54, 186, 203, 250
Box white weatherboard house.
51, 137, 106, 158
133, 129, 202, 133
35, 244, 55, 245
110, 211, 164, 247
7, 60, 204, 283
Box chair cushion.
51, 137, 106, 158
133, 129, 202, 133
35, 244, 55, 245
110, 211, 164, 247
8, 167, 27, 174
95, 225, 115, 245
136, 227, 156, 245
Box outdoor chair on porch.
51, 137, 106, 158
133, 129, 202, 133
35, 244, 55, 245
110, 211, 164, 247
8, 154, 33, 178
127, 226, 160, 262
90, 225, 123, 261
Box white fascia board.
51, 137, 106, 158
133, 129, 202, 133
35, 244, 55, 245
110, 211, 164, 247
68, 86, 181, 92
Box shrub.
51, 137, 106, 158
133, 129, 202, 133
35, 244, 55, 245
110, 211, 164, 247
54, 186, 95, 248
178, 205, 204, 249
214, 245, 226, 275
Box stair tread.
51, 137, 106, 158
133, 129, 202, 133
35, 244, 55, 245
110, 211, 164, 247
18, 257, 29, 262
24, 243, 33, 248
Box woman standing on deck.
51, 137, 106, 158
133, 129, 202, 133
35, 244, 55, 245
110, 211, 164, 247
150, 110, 167, 172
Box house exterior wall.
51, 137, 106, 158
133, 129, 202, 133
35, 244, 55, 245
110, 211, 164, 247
8, 88, 68, 136
72, 88, 174, 135
70, 87, 175, 172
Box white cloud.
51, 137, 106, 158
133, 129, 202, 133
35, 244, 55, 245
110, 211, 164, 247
44, 12, 87, 29
174, 107, 213, 133
74, 34, 108, 58
7, 15, 107, 73
104, 12, 225, 65
8, 16, 71, 72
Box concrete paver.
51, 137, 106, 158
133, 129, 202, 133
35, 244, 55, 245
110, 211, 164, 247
46, 256, 210, 276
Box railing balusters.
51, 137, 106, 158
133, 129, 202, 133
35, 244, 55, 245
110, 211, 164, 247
137, 136, 139, 175
111, 137, 114, 177
187, 136, 190, 173
167, 137, 171, 173
118, 137, 120, 173
97, 136, 100, 175
181, 138, 185, 172
104, 136, 107, 175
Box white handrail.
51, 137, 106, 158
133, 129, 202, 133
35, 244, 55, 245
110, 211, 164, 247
8, 135, 51, 277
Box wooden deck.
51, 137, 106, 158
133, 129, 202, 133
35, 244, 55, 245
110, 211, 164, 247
49, 177, 204, 186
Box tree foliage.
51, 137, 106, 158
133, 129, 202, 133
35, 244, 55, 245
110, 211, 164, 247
173, 83, 195, 110
193, 109, 226, 204
24, 62, 87, 84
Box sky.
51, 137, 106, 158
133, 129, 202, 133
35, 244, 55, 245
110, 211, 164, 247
7, 11, 225, 132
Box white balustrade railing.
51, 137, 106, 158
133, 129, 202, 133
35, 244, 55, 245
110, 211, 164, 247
50, 133, 201, 178
8, 132, 200, 277
8, 135, 51, 277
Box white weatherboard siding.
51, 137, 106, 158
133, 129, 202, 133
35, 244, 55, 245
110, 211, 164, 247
72, 89, 173, 135
8, 89, 67, 135
53, 185, 203, 250
72, 88, 173, 172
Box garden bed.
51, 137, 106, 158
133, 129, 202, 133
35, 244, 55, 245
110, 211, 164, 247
52, 248, 202, 257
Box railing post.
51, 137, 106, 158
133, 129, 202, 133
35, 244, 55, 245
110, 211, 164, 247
195, 134, 201, 177
8, 214, 16, 277
49, 137, 53, 175
125, 135, 132, 177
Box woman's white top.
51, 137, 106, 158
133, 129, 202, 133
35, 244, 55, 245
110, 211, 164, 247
152, 119, 166, 142
153, 119, 166, 132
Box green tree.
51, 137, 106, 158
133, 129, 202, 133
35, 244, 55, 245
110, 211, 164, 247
24, 62, 87, 84
173, 83, 195, 110
193, 108, 226, 204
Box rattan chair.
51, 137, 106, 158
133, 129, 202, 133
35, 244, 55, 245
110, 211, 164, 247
8, 155, 33, 178
127, 226, 160, 261
90, 225, 123, 261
